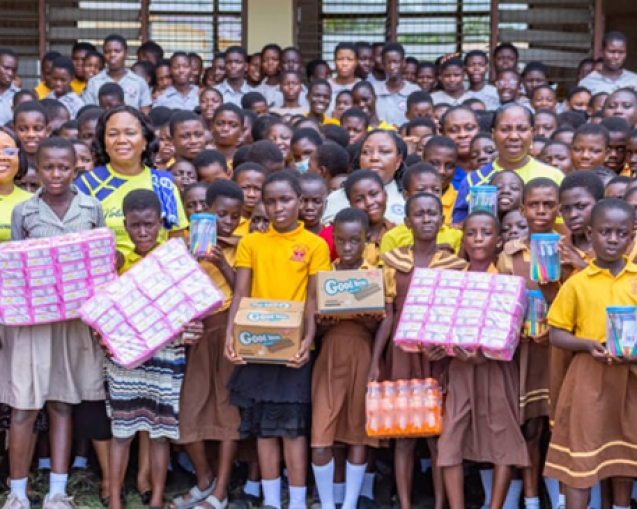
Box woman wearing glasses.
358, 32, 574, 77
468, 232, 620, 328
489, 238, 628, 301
0, 127, 31, 240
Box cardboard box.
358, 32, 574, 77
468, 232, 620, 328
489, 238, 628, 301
233, 298, 305, 364
317, 269, 385, 318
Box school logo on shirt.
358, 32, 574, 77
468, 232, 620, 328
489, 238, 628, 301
399, 101, 406, 112
290, 243, 309, 263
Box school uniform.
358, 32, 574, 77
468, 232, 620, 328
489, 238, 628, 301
216, 79, 256, 107
46, 90, 84, 118
327, 78, 360, 117
0, 187, 106, 410
375, 81, 421, 127
496, 238, 551, 423
578, 69, 637, 95
467, 85, 500, 111
382, 246, 467, 383
153, 85, 200, 111
178, 238, 241, 444
379, 223, 463, 255
311, 261, 380, 449
319, 219, 394, 263
82, 69, 152, 110
322, 180, 405, 225
0, 83, 19, 126
544, 260, 637, 488
437, 264, 530, 468
228, 223, 331, 438
431, 90, 473, 107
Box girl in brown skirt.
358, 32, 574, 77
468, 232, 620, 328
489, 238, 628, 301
311, 208, 380, 509
545, 199, 637, 509
371, 193, 468, 509
438, 211, 530, 509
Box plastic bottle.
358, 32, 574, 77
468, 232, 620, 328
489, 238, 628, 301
395, 380, 411, 435
423, 378, 442, 435
381, 381, 396, 436
366, 382, 382, 436
409, 379, 424, 434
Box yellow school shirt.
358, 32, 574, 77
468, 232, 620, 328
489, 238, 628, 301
307, 113, 340, 126
548, 260, 637, 343
0, 186, 32, 242
371, 120, 397, 132
200, 241, 237, 313
71, 78, 86, 95
236, 222, 331, 302
233, 216, 251, 237
379, 222, 463, 255
620, 164, 633, 177
35, 81, 51, 100
442, 185, 457, 226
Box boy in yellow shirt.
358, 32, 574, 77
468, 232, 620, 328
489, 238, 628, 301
422, 136, 459, 227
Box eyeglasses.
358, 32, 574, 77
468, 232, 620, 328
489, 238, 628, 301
0, 148, 19, 156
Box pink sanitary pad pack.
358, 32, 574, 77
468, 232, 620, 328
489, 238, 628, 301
394, 268, 527, 361
80, 238, 224, 369
0, 228, 117, 325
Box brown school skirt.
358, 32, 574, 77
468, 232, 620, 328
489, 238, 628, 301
386, 341, 449, 384
518, 340, 550, 424
544, 352, 637, 488
549, 346, 574, 425
178, 311, 240, 444
437, 358, 530, 468
311, 321, 379, 448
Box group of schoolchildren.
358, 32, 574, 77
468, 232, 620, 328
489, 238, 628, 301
0, 25, 635, 509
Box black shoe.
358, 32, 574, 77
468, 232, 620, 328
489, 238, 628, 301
357, 496, 378, 509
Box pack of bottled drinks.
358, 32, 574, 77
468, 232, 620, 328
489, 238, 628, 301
366, 379, 442, 438
394, 268, 527, 361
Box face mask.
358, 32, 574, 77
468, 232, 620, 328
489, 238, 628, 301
296, 158, 310, 173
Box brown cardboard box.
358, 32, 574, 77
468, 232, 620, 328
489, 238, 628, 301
317, 269, 385, 318
233, 298, 305, 364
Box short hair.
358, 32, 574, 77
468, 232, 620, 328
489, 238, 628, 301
322, 125, 350, 148
423, 135, 458, 157
344, 170, 384, 200
193, 149, 227, 173
600, 116, 631, 136
440, 57, 464, 72
341, 108, 369, 130
314, 143, 350, 178
251, 115, 276, 142
104, 34, 127, 50
246, 140, 284, 166
490, 169, 524, 189
232, 145, 250, 169
470, 132, 494, 146
60, 119, 78, 131
333, 207, 369, 234
464, 210, 501, 234
494, 43, 519, 59
188, 52, 203, 64
530, 85, 555, 100
559, 171, 605, 202
148, 106, 173, 129
169, 110, 204, 137
417, 61, 436, 73
382, 42, 405, 59
589, 92, 609, 108
13, 90, 38, 106
205, 179, 244, 207
306, 59, 329, 81
407, 91, 433, 109
155, 58, 170, 70
300, 172, 328, 192
463, 98, 486, 109
98, 82, 124, 101
122, 189, 161, 217
42, 51, 62, 65
261, 43, 282, 57
551, 126, 576, 140
591, 197, 635, 228
84, 51, 104, 67
212, 103, 244, 126
308, 78, 331, 94
169, 51, 190, 67
522, 61, 548, 78
602, 31, 627, 49
402, 162, 439, 190
464, 50, 488, 65
440, 106, 478, 134
573, 123, 610, 145
233, 162, 268, 184
138, 40, 164, 60
557, 111, 587, 130
263, 169, 302, 197
0, 48, 18, 61
225, 45, 247, 60
280, 69, 302, 82
405, 192, 443, 216
607, 175, 631, 188
607, 87, 637, 104
541, 139, 570, 154
567, 86, 592, 102
241, 91, 267, 110
77, 106, 103, 130
72, 41, 97, 54
183, 181, 209, 200
476, 111, 495, 132
493, 103, 534, 129
405, 56, 419, 67
36, 136, 76, 166
14, 101, 48, 125
522, 177, 559, 204
352, 81, 375, 96
405, 117, 436, 136
291, 127, 323, 147
51, 56, 75, 77
334, 42, 357, 57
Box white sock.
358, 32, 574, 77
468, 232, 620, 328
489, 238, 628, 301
524, 497, 540, 509
558, 493, 566, 507
480, 469, 494, 508
343, 462, 366, 509
38, 458, 51, 470
71, 456, 88, 470
360, 472, 375, 499
49, 473, 68, 497
632, 480, 637, 501
289, 485, 307, 509
312, 460, 335, 509
590, 482, 602, 509
262, 478, 281, 509
612, 506, 630, 509
244, 480, 261, 498
420, 458, 432, 472
334, 482, 346, 504
544, 477, 560, 508
503, 479, 523, 509
10, 477, 28, 502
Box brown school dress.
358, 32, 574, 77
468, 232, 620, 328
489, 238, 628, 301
382, 247, 468, 385
178, 241, 241, 444
311, 267, 380, 448
437, 265, 530, 468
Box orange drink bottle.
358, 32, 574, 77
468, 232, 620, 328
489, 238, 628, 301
409, 379, 424, 434
423, 378, 441, 434
395, 380, 412, 436
366, 381, 382, 436
380, 381, 396, 436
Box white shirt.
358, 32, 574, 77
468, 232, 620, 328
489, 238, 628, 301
82, 69, 152, 109
46, 91, 84, 119
375, 81, 421, 127
215, 79, 256, 107
153, 85, 199, 111
0, 83, 19, 126
578, 70, 637, 95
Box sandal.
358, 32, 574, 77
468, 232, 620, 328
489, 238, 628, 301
193, 496, 227, 509
171, 482, 216, 509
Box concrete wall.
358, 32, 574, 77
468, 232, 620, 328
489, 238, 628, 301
245, 0, 295, 54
